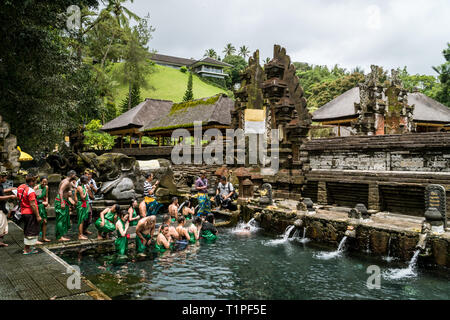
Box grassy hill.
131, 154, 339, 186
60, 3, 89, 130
111, 64, 229, 104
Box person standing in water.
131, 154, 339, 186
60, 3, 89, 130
195, 170, 211, 217
175, 216, 191, 248
155, 224, 174, 253
0, 171, 16, 247
115, 210, 129, 256
36, 176, 50, 242
95, 204, 120, 240
75, 175, 92, 240
128, 199, 140, 227
158, 214, 179, 240
168, 197, 179, 222
182, 201, 195, 220
200, 213, 218, 242
55, 170, 77, 242
84, 169, 98, 235
135, 215, 156, 256
187, 216, 202, 244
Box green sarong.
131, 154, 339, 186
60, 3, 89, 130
95, 211, 116, 234
135, 233, 152, 254
76, 185, 89, 227
115, 220, 128, 255
155, 242, 173, 253
201, 230, 217, 243
188, 231, 196, 244
37, 185, 47, 222
130, 209, 139, 227
55, 197, 70, 240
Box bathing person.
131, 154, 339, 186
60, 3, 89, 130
215, 176, 235, 210
95, 204, 120, 240
174, 216, 190, 250
115, 210, 129, 256
0, 171, 16, 247
128, 199, 140, 227
195, 170, 211, 217
18, 174, 42, 254
158, 214, 179, 240
182, 201, 195, 220
84, 169, 98, 235
36, 176, 50, 242
55, 170, 77, 241
135, 215, 156, 255
75, 175, 92, 240
155, 224, 174, 253
168, 197, 179, 222
200, 213, 218, 242
143, 173, 163, 216
187, 216, 202, 244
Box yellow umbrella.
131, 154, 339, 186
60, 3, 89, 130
17, 146, 33, 162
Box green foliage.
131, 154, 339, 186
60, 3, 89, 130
180, 66, 188, 73
397, 66, 440, 99
204, 49, 218, 59
172, 95, 221, 115
199, 76, 228, 90
83, 119, 115, 150
223, 55, 248, 89
239, 45, 250, 59
223, 43, 236, 57
183, 72, 194, 102
432, 43, 450, 107
120, 84, 142, 113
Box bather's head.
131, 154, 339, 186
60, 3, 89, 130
193, 216, 202, 226
171, 197, 178, 205
119, 209, 129, 222
177, 215, 186, 226
162, 214, 171, 224
161, 224, 170, 236
112, 204, 120, 213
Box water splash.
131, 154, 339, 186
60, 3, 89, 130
314, 236, 348, 260
264, 225, 296, 246
365, 234, 371, 254
383, 250, 420, 280
297, 226, 310, 244
232, 218, 260, 235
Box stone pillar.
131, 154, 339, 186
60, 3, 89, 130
317, 181, 328, 205
368, 183, 380, 211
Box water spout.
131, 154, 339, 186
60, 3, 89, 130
344, 226, 356, 238
416, 233, 428, 252
383, 249, 420, 280
314, 236, 348, 260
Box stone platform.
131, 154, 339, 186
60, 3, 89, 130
0, 222, 110, 300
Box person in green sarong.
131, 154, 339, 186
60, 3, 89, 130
55, 170, 78, 242
36, 177, 50, 242
128, 199, 140, 227
135, 215, 156, 256
187, 216, 202, 244
168, 197, 179, 223
115, 210, 129, 256
95, 204, 120, 240
155, 224, 174, 253
75, 175, 92, 241
182, 201, 195, 221
200, 213, 218, 243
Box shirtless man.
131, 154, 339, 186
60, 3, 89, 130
135, 215, 156, 256
55, 170, 77, 241
168, 197, 179, 222
158, 214, 179, 240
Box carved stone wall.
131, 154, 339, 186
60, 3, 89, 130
0, 115, 20, 174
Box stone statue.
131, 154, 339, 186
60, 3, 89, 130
259, 183, 273, 206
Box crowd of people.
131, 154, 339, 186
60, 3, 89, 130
0, 169, 229, 256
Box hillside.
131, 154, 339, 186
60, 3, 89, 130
111, 64, 229, 104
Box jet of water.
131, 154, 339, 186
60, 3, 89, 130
383, 249, 420, 280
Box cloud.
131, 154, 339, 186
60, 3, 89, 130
126, 0, 449, 75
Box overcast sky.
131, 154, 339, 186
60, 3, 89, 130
125, 0, 449, 75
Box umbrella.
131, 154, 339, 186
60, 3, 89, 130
17, 146, 33, 162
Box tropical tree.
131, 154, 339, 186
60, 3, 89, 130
223, 43, 236, 57
223, 55, 248, 89
432, 43, 450, 107
83, 119, 115, 150
238, 45, 250, 59
204, 49, 218, 59
120, 84, 142, 114
183, 72, 194, 101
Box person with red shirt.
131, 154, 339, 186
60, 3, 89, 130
17, 174, 42, 254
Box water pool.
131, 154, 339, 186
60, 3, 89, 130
56, 226, 450, 300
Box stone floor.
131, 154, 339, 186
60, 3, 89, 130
0, 222, 109, 300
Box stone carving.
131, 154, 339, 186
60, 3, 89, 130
348, 203, 370, 220
424, 184, 447, 232
259, 183, 273, 206
0, 115, 20, 174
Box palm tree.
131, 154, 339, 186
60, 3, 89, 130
223, 43, 236, 57
204, 49, 218, 59
239, 45, 250, 59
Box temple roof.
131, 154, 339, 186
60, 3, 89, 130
141, 94, 234, 133
101, 98, 173, 133
312, 87, 450, 124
